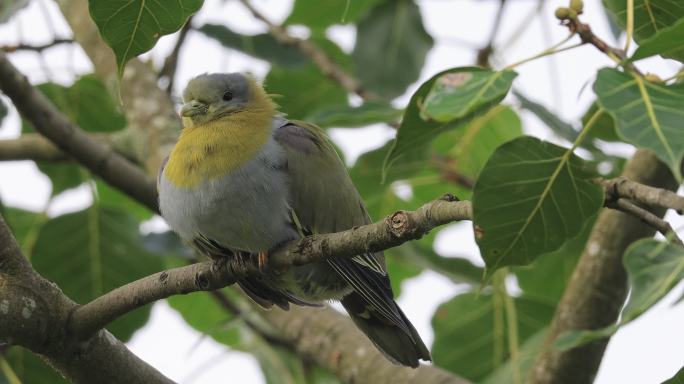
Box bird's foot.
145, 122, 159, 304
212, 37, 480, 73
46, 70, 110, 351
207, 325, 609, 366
257, 251, 269, 273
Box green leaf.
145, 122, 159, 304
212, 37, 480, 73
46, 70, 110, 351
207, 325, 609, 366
603, 0, 684, 62
431, 292, 554, 381
514, 219, 593, 305
1, 206, 44, 250
420, 70, 517, 123
167, 290, 240, 347
306, 101, 402, 128
285, 0, 382, 30
582, 101, 620, 142
2, 347, 68, 384
480, 328, 548, 384
96, 179, 152, 221
631, 16, 684, 63
385, 248, 422, 296
266, 65, 348, 120
514, 90, 578, 143
31, 206, 164, 341
352, 0, 433, 99
29, 76, 126, 133
88, 0, 203, 77
664, 365, 684, 383
39, 162, 87, 197
472, 136, 603, 275
594, 68, 684, 181
198, 24, 306, 68
384, 68, 516, 176
555, 239, 684, 350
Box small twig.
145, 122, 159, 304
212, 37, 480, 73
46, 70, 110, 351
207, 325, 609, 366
238, 0, 372, 100
68, 197, 472, 338
159, 15, 195, 94
598, 176, 684, 214
606, 198, 684, 246
477, 0, 507, 67
1, 38, 73, 53
431, 155, 475, 189
562, 16, 643, 76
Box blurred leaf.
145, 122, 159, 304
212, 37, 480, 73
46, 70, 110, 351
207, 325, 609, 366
31, 206, 163, 341
306, 101, 402, 128
385, 248, 423, 296
384, 68, 516, 176
167, 290, 241, 347
514, 90, 577, 142
285, 0, 382, 30
556, 239, 684, 350
664, 365, 684, 383
0, 0, 29, 23
198, 24, 306, 68
2, 347, 68, 384
96, 179, 152, 221
352, 0, 433, 99
514, 218, 593, 305
595, 67, 684, 181
419, 70, 517, 123
266, 65, 347, 120
391, 239, 484, 285
603, 0, 684, 62
481, 328, 548, 384
581, 101, 619, 142
473, 136, 603, 276
630, 17, 684, 63
38, 162, 87, 197
1, 206, 43, 248
433, 105, 522, 182
88, 0, 203, 77
432, 292, 554, 381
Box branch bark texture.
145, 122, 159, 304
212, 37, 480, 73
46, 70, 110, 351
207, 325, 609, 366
529, 150, 677, 384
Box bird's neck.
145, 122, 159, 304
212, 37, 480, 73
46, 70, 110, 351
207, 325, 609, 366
164, 106, 274, 188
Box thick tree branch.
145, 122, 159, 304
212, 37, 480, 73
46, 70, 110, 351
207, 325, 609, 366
238, 0, 372, 100
0, 51, 158, 211
260, 305, 469, 384
599, 176, 684, 214
0, 133, 120, 162
69, 197, 472, 338
529, 150, 677, 384
0, 214, 174, 384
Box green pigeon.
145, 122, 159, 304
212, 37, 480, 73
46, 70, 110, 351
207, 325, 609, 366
158, 73, 430, 367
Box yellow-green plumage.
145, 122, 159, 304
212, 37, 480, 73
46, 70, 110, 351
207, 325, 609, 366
158, 72, 430, 367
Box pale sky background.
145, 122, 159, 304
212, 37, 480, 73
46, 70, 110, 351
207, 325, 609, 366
1, 0, 684, 383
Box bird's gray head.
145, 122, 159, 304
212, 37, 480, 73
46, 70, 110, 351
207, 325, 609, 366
180, 73, 254, 126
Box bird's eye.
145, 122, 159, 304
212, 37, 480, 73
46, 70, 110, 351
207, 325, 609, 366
222, 91, 233, 101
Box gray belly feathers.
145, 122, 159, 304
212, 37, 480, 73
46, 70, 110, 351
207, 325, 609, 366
158, 132, 350, 301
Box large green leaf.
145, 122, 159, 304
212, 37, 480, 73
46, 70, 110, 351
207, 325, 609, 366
631, 16, 684, 63
2, 348, 68, 384
472, 136, 603, 275
594, 68, 684, 181
96, 179, 152, 221
431, 292, 554, 382
556, 239, 684, 350
23, 76, 127, 196
480, 328, 548, 384
352, 0, 433, 99
31, 206, 164, 341
198, 24, 306, 68
1, 206, 43, 251
88, 0, 203, 77
603, 0, 684, 61
285, 0, 382, 30
384, 68, 516, 176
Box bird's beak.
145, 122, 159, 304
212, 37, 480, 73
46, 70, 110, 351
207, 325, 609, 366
180, 100, 207, 117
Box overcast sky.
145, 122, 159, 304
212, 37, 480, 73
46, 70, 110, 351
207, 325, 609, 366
1, 0, 683, 383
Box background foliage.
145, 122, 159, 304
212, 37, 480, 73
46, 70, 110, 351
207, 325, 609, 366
0, 0, 683, 383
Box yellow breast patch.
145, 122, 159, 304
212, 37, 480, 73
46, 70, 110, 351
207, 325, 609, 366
164, 117, 271, 188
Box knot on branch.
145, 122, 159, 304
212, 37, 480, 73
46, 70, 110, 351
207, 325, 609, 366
387, 211, 410, 238
194, 270, 210, 290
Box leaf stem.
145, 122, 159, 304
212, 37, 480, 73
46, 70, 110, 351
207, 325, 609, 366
0, 356, 22, 384
570, 107, 604, 152
625, 0, 634, 53
505, 34, 580, 69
